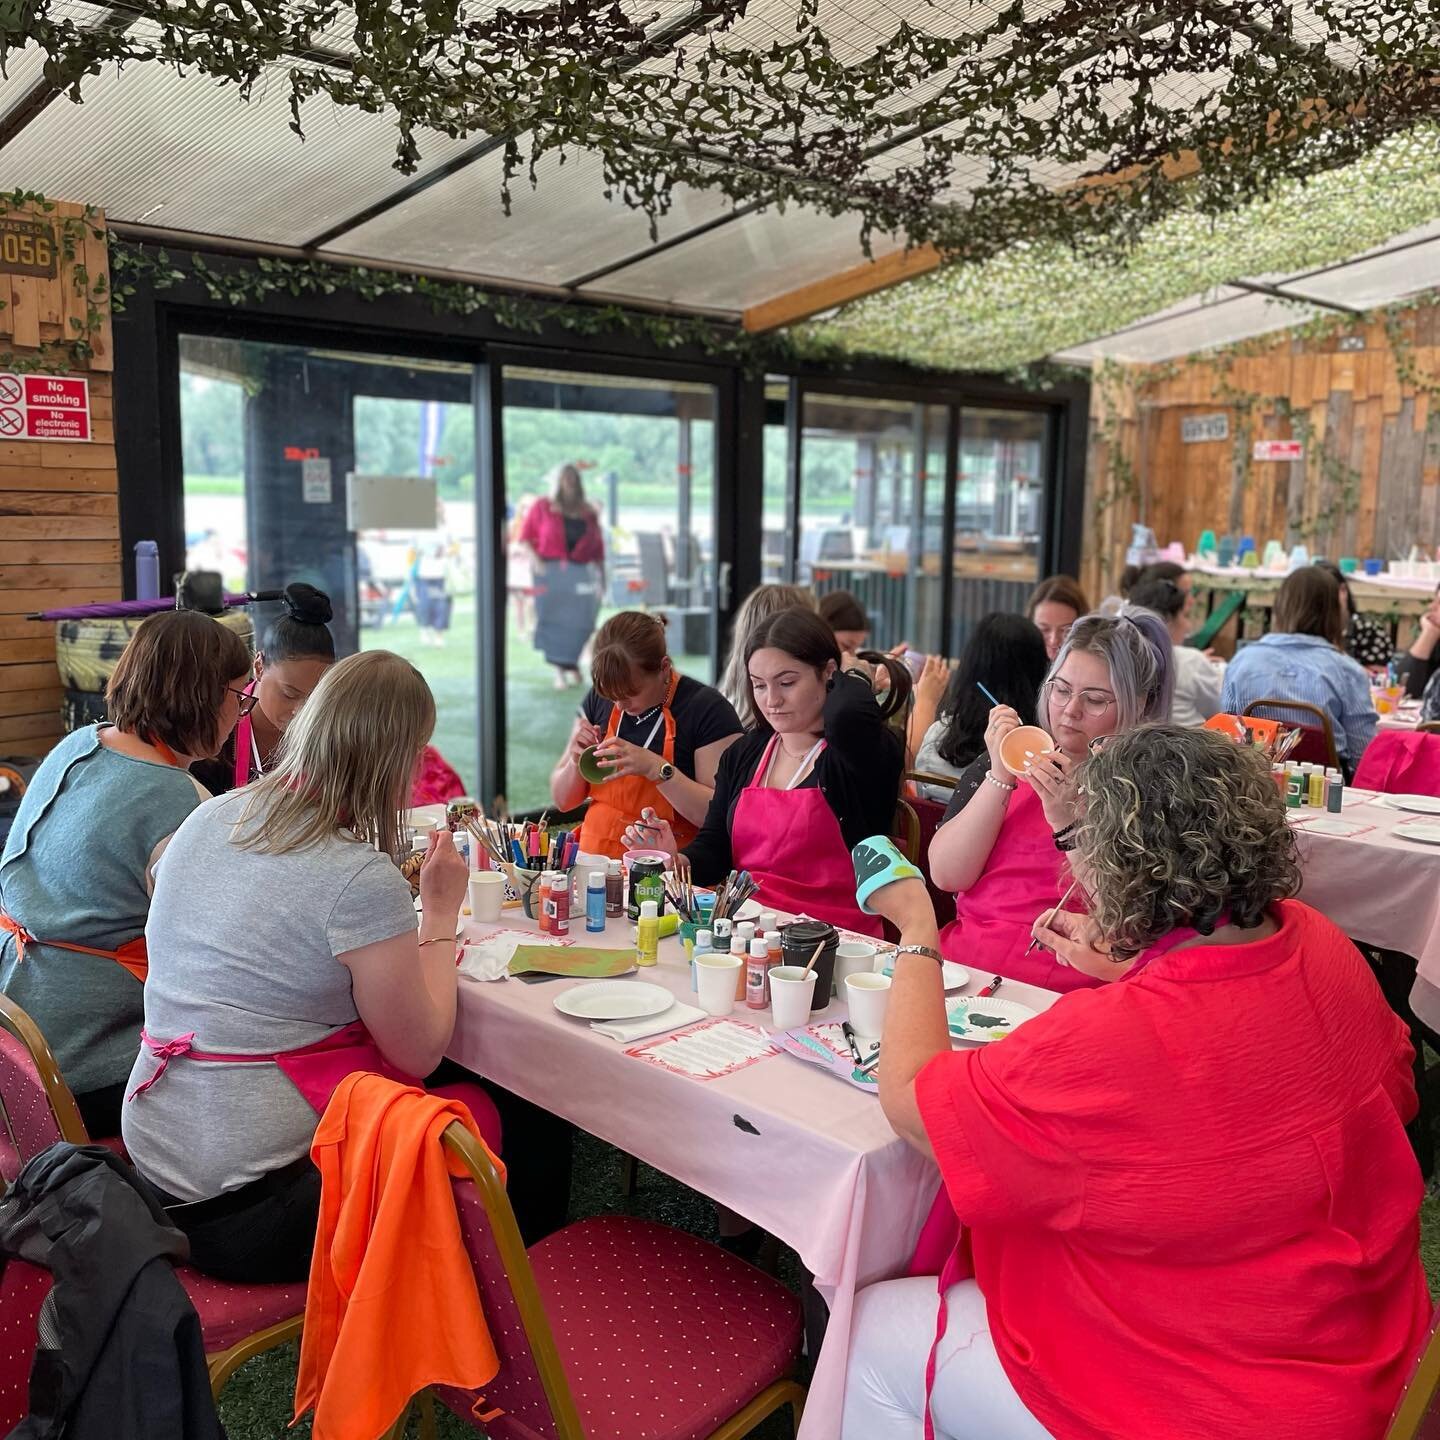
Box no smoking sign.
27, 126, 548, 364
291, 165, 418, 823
0, 372, 91, 443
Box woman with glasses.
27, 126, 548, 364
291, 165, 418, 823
927, 610, 1172, 991
0, 610, 252, 1137
192, 583, 335, 795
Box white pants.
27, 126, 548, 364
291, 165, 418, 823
841, 1276, 1054, 1440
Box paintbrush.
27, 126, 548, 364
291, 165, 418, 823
1026, 874, 1082, 955
976, 681, 1002, 708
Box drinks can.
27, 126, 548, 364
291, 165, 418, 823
628, 858, 666, 920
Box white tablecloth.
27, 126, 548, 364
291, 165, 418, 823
447, 909, 1058, 1438
1291, 799, 1440, 1030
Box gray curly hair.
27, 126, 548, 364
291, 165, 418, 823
1075, 725, 1300, 959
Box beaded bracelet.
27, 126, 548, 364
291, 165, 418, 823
983, 771, 1017, 793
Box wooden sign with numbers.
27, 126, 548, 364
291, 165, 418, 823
0, 217, 57, 277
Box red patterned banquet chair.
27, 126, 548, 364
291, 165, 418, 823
1241, 699, 1340, 771
0, 993, 305, 1397
1354, 731, 1440, 797
434, 1121, 806, 1440
1386, 1305, 1440, 1440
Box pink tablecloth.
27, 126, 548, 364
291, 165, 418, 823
448, 909, 1058, 1439
1378, 705, 1423, 732
1291, 799, 1440, 1030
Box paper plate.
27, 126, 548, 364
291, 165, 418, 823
555, 980, 674, 1021
1395, 795, 1440, 816
880, 956, 969, 991
946, 995, 1038, 1043
1395, 819, 1440, 846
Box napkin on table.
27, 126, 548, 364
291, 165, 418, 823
591, 1001, 707, 1043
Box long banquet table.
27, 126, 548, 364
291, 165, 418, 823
448, 906, 1058, 1439
1289, 797, 1440, 1029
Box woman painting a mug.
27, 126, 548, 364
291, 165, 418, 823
551, 612, 743, 859
928, 610, 1172, 991
624, 607, 911, 937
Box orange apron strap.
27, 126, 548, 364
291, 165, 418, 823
0, 911, 147, 983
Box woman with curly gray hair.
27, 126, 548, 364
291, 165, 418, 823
842, 725, 1429, 1440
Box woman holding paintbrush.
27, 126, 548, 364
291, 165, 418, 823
927, 609, 1171, 991
551, 611, 743, 860
622, 606, 911, 938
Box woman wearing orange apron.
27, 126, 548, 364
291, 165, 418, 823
0, 610, 252, 1138
551, 611, 744, 860
623, 606, 912, 938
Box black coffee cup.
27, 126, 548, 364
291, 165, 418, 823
780, 920, 839, 1012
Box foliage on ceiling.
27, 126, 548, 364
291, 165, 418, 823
8, 1, 1440, 266
795, 127, 1440, 373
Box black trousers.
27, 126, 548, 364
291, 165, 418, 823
152, 1154, 321, 1284
75, 1082, 126, 1142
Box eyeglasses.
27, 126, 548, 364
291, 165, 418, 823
229, 688, 258, 718
1043, 679, 1117, 718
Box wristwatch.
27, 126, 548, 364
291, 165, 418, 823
656, 761, 676, 783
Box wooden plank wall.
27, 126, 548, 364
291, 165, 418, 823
1081, 313, 1440, 603
0, 202, 115, 758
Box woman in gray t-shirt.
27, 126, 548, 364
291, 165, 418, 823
123, 650, 487, 1282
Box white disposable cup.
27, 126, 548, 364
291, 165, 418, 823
573, 851, 609, 905
695, 954, 743, 1016
835, 941, 877, 992
845, 971, 892, 1040
468, 871, 506, 922
769, 964, 819, 1030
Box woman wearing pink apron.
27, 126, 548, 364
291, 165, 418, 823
930, 609, 1173, 990
624, 606, 913, 938
122, 650, 500, 1284
190, 583, 336, 796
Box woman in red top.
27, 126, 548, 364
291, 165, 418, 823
519, 463, 606, 688
845, 725, 1430, 1440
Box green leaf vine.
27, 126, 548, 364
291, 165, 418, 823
106, 238, 825, 375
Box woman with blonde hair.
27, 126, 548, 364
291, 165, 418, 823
520, 462, 606, 687
719, 583, 819, 728
123, 650, 500, 1282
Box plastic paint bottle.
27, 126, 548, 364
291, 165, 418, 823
745, 938, 770, 1009
1326, 771, 1344, 813
536, 872, 552, 932
547, 871, 570, 937
636, 900, 660, 968
586, 871, 606, 933
605, 859, 623, 918
1308, 769, 1326, 808
1285, 774, 1302, 809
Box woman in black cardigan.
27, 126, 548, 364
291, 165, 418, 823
624, 607, 910, 937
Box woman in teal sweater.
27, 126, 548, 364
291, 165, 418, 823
0, 610, 252, 1137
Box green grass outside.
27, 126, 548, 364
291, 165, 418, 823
360, 594, 709, 811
